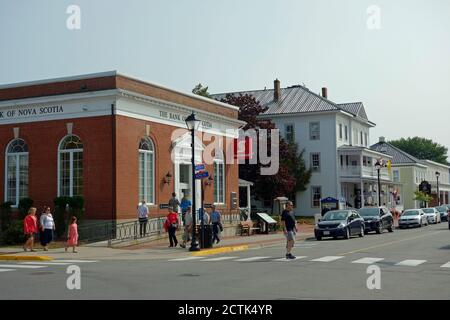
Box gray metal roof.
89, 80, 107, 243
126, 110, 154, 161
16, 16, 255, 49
211, 85, 369, 121
370, 141, 422, 165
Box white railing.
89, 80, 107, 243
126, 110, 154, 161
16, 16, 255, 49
340, 166, 391, 180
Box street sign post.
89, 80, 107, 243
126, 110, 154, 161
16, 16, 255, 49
195, 164, 205, 172
195, 171, 209, 179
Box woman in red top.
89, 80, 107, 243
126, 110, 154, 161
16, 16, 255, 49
23, 207, 38, 252
164, 208, 179, 247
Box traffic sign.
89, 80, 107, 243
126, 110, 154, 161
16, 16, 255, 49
195, 164, 205, 172
195, 171, 209, 179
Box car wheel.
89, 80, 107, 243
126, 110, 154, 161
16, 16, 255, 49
344, 227, 350, 239
388, 222, 394, 232
419, 221, 422, 228
376, 223, 383, 234
359, 226, 364, 237
315, 236, 322, 241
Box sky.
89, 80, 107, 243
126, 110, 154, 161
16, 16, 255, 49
0, 0, 449, 158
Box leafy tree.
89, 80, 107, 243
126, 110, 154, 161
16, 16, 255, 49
192, 83, 212, 98
413, 190, 433, 208
390, 137, 448, 165
219, 93, 311, 207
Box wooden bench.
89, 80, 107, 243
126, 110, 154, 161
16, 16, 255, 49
238, 223, 260, 236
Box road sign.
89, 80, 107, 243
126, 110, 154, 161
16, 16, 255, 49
195, 164, 205, 172
419, 181, 432, 195
195, 171, 209, 179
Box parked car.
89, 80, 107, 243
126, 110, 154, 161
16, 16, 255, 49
422, 208, 441, 224
398, 209, 428, 228
436, 205, 449, 222
357, 206, 394, 234
315, 210, 365, 240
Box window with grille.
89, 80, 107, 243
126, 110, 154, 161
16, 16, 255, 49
5, 139, 29, 206
311, 153, 321, 172
58, 135, 83, 197
312, 186, 322, 208
309, 122, 320, 140
285, 124, 295, 143
139, 137, 155, 204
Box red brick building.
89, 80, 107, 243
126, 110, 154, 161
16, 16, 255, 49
0, 72, 244, 223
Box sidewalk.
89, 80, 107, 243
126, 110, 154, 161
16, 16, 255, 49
0, 224, 315, 261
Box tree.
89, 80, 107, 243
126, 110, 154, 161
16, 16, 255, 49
219, 93, 311, 206
390, 137, 448, 165
192, 83, 212, 98
414, 190, 433, 208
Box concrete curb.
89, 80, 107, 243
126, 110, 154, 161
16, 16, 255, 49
0, 255, 53, 261
191, 245, 249, 256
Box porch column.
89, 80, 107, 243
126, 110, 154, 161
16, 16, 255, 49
360, 180, 364, 208
247, 185, 251, 221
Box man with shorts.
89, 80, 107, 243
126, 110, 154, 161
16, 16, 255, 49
281, 201, 297, 259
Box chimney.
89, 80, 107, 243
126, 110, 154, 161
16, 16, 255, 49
321, 87, 328, 99
274, 79, 280, 101
379, 137, 386, 143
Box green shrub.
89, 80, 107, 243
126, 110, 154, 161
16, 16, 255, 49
53, 196, 85, 238
0, 202, 13, 232
18, 198, 34, 219
1, 220, 25, 245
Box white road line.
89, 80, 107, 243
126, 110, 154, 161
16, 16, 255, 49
0, 269, 15, 272
440, 262, 450, 268
20, 262, 72, 266
351, 257, 385, 264
395, 260, 427, 267
169, 257, 205, 261
273, 256, 307, 262
0, 264, 46, 269
235, 256, 272, 262
310, 256, 344, 262
54, 260, 98, 263
202, 257, 239, 262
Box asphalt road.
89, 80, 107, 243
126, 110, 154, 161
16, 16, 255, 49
1, 222, 449, 300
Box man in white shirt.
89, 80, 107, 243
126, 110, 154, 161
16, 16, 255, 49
138, 200, 149, 237
180, 207, 193, 248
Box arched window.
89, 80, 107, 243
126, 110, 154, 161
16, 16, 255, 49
58, 135, 83, 197
139, 137, 155, 204
5, 139, 29, 206
213, 150, 225, 204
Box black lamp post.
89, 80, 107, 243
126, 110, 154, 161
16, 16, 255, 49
375, 161, 382, 206
436, 171, 441, 206
185, 112, 201, 252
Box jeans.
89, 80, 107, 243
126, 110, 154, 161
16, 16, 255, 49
139, 218, 148, 237
168, 226, 178, 247
212, 222, 220, 243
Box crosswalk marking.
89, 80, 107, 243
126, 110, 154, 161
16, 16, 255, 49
351, 257, 385, 264
235, 256, 272, 262
20, 262, 72, 266
440, 262, 450, 268
310, 256, 344, 262
202, 257, 239, 262
0, 264, 46, 269
54, 260, 98, 263
0, 269, 14, 272
273, 256, 307, 262
169, 256, 205, 261
395, 260, 427, 267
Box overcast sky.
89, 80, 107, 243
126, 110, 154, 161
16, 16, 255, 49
1, 0, 449, 158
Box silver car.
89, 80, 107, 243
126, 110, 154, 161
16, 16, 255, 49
422, 208, 441, 224
398, 209, 428, 228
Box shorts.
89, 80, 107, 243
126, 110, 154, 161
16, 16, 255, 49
285, 230, 296, 241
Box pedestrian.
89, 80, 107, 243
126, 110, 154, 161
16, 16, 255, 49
65, 216, 79, 253
210, 205, 222, 244
180, 192, 192, 224
169, 192, 181, 213
23, 207, 38, 252
281, 201, 297, 259
199, 207, 210, 225
164, 207, 179, 247
39, 206, 55, 251
180, 206, 193, 248
137, 199, 149, 237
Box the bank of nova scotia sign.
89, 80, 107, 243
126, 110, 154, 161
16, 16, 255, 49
0, 105, 64, 119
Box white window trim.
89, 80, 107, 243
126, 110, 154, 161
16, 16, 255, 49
310, 153, 321, 172
139, 140, 155, 205
311, 186, 322, 208
309, 122, 320, 141
57, 135, 83, 197
285, 123, 295, 143
4, 150, 28, 207
338, 124, 343, 140
214, 159, 225, 205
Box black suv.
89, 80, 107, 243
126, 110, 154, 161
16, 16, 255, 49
357, 206, 394, 234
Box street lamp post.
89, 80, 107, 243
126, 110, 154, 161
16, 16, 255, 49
185, 112, 201, 252
375, 161, 382, 206
436, 171, 441, 206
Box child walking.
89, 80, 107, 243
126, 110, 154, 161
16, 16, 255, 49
65, 216, 79, 253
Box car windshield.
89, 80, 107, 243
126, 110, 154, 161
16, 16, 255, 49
322, 211, 349, 221
403, 210, 420, 216
436, 207, 447, 212
358, 208, 380, 216
422, 209, 434, 213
